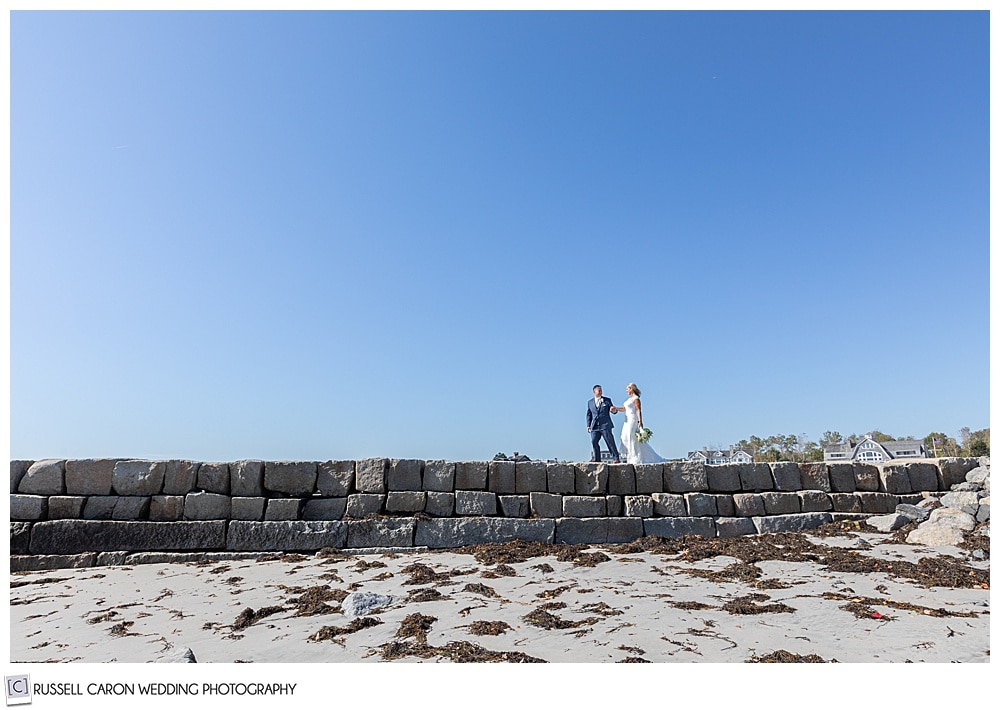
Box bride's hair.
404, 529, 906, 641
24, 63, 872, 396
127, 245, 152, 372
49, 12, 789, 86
627, 382, 641, 397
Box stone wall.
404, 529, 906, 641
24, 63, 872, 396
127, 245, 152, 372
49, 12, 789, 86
10, 457, 984, 562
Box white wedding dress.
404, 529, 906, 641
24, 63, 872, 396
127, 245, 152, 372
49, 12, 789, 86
620, 396, 667, 465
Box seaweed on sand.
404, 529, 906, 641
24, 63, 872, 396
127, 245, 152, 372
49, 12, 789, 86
378, 640, 545, 663
748, 650, 834, 663
309, 616, 383, 642
232, 605, 285, 630
395, 613, 437, 644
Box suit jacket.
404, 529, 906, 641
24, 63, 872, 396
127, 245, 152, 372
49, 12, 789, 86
587, 396, 616, 432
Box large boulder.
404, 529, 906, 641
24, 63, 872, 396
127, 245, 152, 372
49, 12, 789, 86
113, 460, 166, 496
488, 460, 516, 494
162, 460, 199, 495
10, 460, 33, 493
424, 492, 455, 517
422, 461, 455, 492
575, 463, 608, 495
515, 461, 548, 494
940, 491, 984, 517
555, 517, 643, 544
905, 463, 940, 492
387, 459, 423, 491
685, 492, 717, 517
866, 513, 910, 532
937, 458, 980, 489
634, 464, 664, 494
761, 492, 800, 515
230, 460, 264, 497
455, 461, 488, 490
18, 460, 65, 495
356, 458, 389, 493
798, 463, 831, 493
227, 521, 346, 551
455, 491, 497, 516
642, 517, 716, 539
11, 522, 31, 554
927, 508, 976, 531
705, 464, 741, 492
853, 464, 881, 492
877, 465, 912, 495
345, 494, 384, 518
317, 460, 355, 496
64, 459, 118, 495
663, 462, 708, 493
651, 493, 686, 517
183, 492, 231, 520
346, 519, 415, 548
385, 491, 426, 514
895, 503, 931, 523
10, 495, 47, 521
30, 520, 226, 554
563, 495, 606, 517
752, 512, 832, 534
607, 464, 636, 495
415, 518, 554, 548
545, 463, 575, 494
826, 463, 856, 493
529, 492, 563, 518
302, 498, 347, 521
739, 463, 773, 491
196, 462, 230, 495
906, 524, 966, 547
770, 463, 802, 492
264, 461, 317, 497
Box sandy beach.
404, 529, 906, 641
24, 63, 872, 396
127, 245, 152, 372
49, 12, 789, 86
9, 521, 989, 664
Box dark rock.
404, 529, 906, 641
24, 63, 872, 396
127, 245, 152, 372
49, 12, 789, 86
30, 520, 226, 554
388, 459, 423, 491
415, 518, 555, 548
556, 517, 643, 544
227, 520, 346, 551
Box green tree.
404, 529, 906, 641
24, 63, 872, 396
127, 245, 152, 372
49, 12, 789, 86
970, 440, 989, 456
868, 430, 895, 443
961, 427, 989, 456
803, 441, 824, 462
819, 431, 843, 448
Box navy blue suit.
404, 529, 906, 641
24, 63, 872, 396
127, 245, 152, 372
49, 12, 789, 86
587, 396, 620, 462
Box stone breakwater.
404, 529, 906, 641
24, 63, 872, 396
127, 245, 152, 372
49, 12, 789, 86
866, 458, 990, 546
10, 457, 986, 567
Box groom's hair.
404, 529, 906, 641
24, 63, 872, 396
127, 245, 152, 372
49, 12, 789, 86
593, 385, 602, 391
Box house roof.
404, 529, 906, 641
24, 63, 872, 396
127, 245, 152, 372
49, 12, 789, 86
882, 440, 923, 452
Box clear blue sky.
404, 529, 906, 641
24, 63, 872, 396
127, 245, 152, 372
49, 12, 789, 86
9, 10, 990, 463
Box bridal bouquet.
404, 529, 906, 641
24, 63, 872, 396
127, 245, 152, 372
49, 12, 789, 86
636, 427, 653, 443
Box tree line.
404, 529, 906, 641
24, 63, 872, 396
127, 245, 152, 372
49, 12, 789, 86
731, 428, 990, 463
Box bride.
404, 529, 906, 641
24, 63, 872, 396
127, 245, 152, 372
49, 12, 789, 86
613, 383, 667, 465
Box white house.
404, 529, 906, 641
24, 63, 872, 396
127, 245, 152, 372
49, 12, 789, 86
823, 434, 927, 463
687, 446, 754, 465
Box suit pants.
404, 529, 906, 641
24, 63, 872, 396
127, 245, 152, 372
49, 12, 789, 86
591, 427, 620, 462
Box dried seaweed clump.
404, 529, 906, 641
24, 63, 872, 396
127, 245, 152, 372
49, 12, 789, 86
467, 620, 512, 636
286, 585, 347, 617
232, 605, 285, 631
396, 613, 437, 644
310, 616, 383, 642
721, 594, 795, 616
748, 650, 834, 663
379, 640, 545, 663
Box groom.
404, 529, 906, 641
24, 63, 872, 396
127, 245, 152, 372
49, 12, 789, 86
586, 384, 621, 463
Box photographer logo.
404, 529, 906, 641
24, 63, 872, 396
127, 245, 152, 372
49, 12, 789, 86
5, 676, 31, 706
